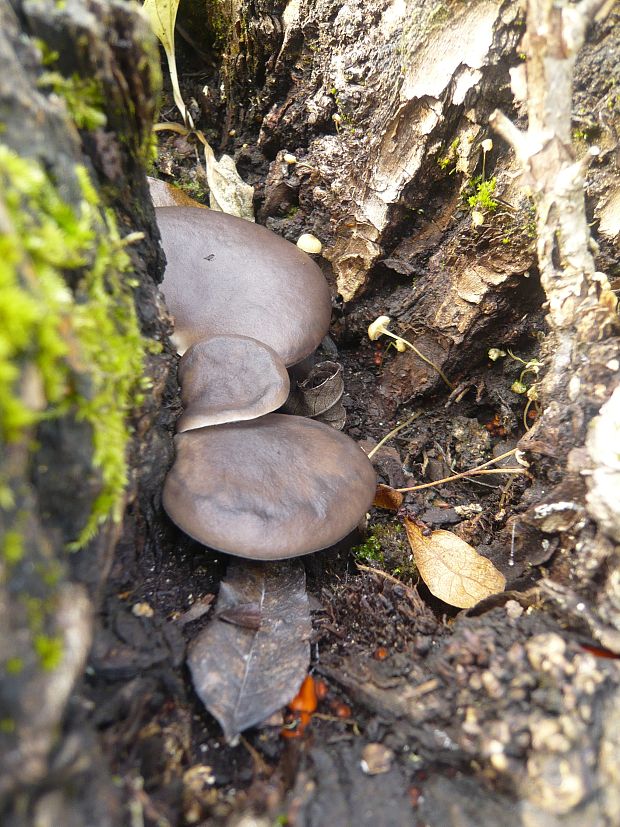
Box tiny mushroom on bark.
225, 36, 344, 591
157, 206, 332, 366
163, 414, 377, 560
296, 233, 323, 255
176, 334, 290, 431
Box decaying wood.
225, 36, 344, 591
2, 0, 619, 823
490, 0, 620, 641
227, 0, 547, 397
214, 0, 620, 822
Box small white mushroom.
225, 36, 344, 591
296, 233, 323, 255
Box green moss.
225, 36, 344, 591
438, 137, 460, 171
34, 633, 63, 671
23, 595, 48, 633
179, 179, 208, 201
5, 657, 23, 675
354, 523, 418, 579
38, 72, 106, 131
428, 3, 450, 29
0, 145, 146, 546
352, 534, 385, 565
3, 531, 24, 565
0, 718, 16, 734
466, 176, 498, 212
36, 559, 63, 587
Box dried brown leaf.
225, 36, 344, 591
373, 484, 404, 511
283, 361, 345, 428
188, 560, 311, 741
403, 518, 505, 609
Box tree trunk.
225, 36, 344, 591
0, 0, 173, 823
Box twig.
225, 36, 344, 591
240, 735, 272, 777
367, 412, 421, 459
396, 447, 525, 493
397, 468, 526, 493
152, 122, 190, 134
355, 563, 418, 599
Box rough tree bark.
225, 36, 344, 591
489, 0, 620, 649
0, 1, 172, 823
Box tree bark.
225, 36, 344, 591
0, 1, 172, 823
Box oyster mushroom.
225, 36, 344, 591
162, 413, 376, 560
177, 334, 290, 432
157, 207, 332, 366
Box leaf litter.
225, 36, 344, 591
404, 517, 506, 609
187, 559, 311, 741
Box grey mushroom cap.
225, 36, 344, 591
157, 207, 332, 366
163, 414, 377, 560
177, 334, 290, 431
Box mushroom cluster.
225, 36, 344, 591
157, 206, 376, 561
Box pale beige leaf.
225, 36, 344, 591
142, 0, 178, 54
404, 518, 505, 609
142, 0, 190, 125
203, 141, 255, 221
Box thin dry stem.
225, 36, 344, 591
367, 412, 421, 460
356, 563, 418, 598
396, 447, 525, 493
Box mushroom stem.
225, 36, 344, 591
368, 319, 453, 390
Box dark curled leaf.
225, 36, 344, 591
188, 560, 311, 741
283, 361, 344, 424
317, 398, 347, 430
217, 601, 262, 630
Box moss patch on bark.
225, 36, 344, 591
0, 145, 146, 546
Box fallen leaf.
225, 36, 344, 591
142, 0, 190, 126
403, 518, 506, 609
283, 361, 345, 428
373, 484, 404, 511
203, 141, 255, 221
188, 560, 311, 741
318, 400, 346, 430
216, 602, 262, 630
